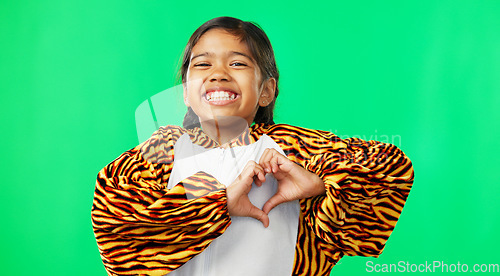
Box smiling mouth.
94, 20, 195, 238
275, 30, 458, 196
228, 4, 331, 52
204, 91, 238, 103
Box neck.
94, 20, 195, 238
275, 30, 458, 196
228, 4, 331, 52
200, 116, 250, 146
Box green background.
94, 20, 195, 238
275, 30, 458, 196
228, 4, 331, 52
1, 0, 499, 275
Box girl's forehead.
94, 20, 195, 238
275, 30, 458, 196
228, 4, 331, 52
191, 29, 252, 57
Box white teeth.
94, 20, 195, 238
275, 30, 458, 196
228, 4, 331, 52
206, 91, 236, 101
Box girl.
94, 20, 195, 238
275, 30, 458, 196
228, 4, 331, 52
92, 17, 414, 276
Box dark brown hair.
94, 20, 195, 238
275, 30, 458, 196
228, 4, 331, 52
180, 16, 279, 129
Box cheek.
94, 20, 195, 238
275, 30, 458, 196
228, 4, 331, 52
239, 72, 260, 92
185, 78, 204, 96
251, 71, 264, 94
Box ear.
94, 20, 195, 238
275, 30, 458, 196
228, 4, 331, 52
259, 77, 276, 107
183, 83, 190, 107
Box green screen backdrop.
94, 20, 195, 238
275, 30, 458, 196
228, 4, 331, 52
1, 0, 499, 275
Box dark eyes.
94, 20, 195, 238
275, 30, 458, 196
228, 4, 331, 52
231, 62, 247, 67
193, 63, 210, 67
192, 62, 248, 68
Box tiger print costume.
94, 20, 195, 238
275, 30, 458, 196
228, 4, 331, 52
92, 123, 414, 276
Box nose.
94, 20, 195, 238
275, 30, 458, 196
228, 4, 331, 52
209, 64, 231, 82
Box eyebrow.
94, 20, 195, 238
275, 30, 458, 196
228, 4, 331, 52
190, 51, 254, 62
190, 52, 213, 62
230, 51, 254, 61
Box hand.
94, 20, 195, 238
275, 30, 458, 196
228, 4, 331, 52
226, 161, 270, 228
259, 148, 326, 214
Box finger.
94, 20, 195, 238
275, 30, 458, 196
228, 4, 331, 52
248, 205, 270, 228
256, 166, 266, 183
258, 148, 273, 173
254, 176, 262, 187
252, 163, 266, 186
263, 193, 286, 215
261, 149, 282, 174
240, 161, 258, 181
262, 150, 279, 174
270, 154, 280, 173
254, 174, 265, 187
242, 160, 257, 174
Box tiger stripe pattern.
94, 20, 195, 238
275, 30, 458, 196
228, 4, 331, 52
92, 123, 414, 276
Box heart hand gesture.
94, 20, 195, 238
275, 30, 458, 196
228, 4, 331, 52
226, 148, 325, 227
226, 161, 270, 227
258, 148, 326, 214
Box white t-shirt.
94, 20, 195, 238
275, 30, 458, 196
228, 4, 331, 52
167, 133, 300, 276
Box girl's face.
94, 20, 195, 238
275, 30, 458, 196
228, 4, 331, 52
184, 28, 275, 126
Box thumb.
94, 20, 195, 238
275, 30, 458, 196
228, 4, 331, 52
262, 193, 286, 215
248, 205, 270, 228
